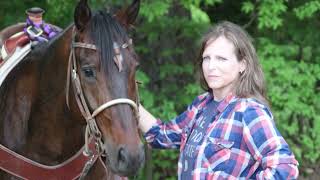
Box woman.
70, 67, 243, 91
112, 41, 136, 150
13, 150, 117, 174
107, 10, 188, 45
138, 21, 299, 179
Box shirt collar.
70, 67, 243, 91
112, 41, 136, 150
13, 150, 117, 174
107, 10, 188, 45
198, 92, 238, 113
213, 92, 238, 113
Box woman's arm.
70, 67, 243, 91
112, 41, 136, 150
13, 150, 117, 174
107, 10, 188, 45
138, 104, 192, 149
138, 94, 207, 149
243, 105, 299, 179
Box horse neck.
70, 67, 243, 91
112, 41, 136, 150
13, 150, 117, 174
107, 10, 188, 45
35, 26, 73, 119
24, 25, 86, 163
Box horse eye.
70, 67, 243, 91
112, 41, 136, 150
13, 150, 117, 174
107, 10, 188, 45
82, 67, 96, 78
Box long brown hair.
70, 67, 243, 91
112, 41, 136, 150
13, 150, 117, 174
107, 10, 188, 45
196, 21, 268, 105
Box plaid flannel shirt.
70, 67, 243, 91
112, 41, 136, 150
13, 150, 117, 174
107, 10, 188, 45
145, 92, 299, 179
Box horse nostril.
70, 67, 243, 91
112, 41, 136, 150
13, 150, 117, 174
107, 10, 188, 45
115, 144, 145, 175
118, 146, 128, 166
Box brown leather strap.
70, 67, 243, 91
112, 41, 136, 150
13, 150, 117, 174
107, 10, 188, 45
66, 27, 139, 156
0, 139, 98, 180
4, 33, 30, 57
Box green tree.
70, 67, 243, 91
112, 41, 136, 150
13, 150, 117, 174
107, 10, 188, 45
135, 0, 320, 179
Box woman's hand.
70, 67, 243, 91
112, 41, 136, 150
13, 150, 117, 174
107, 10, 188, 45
138, 104, 157, 133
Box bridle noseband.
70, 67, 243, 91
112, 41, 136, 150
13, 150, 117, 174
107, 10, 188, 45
66, 27, 139, 159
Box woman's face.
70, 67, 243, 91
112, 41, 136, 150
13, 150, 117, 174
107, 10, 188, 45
202, 36, 245, 97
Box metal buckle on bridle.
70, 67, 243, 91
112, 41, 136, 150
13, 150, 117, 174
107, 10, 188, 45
87, 118, 104, 153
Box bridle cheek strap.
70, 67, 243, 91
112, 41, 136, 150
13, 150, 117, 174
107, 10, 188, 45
66, 32, 139, 156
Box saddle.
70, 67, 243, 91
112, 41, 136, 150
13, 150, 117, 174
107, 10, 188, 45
0, 23, 31, 65
0, 23, 61, 66
0, 24, 33, 86
0, 32, 30, 63
0, 23, 61, 87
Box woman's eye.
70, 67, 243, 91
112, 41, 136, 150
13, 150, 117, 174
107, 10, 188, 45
202, 56, 210, 61
82, 67, 96, 78
217, 56, 227, 61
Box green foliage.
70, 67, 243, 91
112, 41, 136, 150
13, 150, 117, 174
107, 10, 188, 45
258, 38, 320, 170
134, 0, 320, 178
0, 0, 47, 29
294, 0, 320, 19
45, 0, 77, 27
242, 1, 255, 14
151, 149, 178, 180
140, 0, 171, 23
257, 0, 287, 29
189, 4, 211, 23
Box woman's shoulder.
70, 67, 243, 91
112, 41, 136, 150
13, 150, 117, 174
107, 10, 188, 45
234, 98, 275, 129
234, 97, 270, 113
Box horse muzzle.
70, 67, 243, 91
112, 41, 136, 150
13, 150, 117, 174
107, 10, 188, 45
103, 143, 145, 176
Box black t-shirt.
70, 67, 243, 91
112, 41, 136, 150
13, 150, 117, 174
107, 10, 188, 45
181, 97, 220, 178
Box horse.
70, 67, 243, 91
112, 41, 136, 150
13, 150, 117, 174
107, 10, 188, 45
0, 0, 144, 179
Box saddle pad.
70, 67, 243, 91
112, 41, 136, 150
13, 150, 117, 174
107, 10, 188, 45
0, 43, 31, 86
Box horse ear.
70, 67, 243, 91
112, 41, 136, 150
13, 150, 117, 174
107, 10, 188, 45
115, 0, 140, 28
74, 0, 92, 31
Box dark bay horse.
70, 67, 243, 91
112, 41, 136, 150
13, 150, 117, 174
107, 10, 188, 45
0, 0, 144, 179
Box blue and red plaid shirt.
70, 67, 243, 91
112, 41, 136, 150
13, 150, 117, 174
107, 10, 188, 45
145, 92, 299, 179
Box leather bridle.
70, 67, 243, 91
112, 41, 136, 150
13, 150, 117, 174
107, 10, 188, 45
0, 26, 141, 180
66, 27, 140, 175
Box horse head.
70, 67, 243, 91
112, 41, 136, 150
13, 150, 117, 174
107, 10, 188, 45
69, 0, 144, 176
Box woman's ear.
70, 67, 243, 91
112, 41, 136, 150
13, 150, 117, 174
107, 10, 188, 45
240, 59, 247, 74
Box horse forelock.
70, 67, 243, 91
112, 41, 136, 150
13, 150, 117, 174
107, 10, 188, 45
88, 11, 131, 95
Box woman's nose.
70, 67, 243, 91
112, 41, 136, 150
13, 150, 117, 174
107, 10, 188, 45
208, 59, 217, 70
